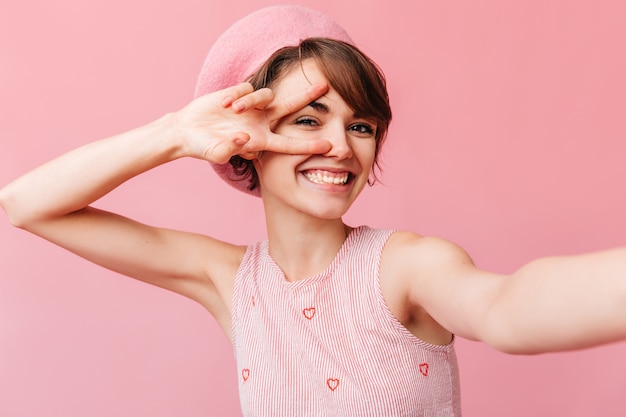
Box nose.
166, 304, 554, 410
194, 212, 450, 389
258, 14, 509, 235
323, 125, 353, 160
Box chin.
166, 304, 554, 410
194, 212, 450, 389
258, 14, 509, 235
302, 200, 354, 220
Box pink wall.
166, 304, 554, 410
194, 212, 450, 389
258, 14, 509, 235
1, 1, 625, 416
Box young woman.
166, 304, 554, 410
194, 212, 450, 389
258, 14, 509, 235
1, 5, 625, 416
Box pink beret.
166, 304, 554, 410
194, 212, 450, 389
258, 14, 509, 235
194, 5, 354, 196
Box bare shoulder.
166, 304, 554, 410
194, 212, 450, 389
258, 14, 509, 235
379, 231, 474, 345
181, 231, 247, 331
382, 230, 508, 343
383, 230, 475, 277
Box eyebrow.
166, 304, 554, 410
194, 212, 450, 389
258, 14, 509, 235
307, 101, 329, 114
306, 100, 374, 124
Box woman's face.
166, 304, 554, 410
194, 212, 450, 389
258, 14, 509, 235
255, 59, 377, 220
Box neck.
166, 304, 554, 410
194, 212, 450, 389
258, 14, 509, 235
264, 210, 350, 282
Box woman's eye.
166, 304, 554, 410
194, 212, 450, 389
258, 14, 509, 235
349, 123, 375, 135
295, 117, 319, 127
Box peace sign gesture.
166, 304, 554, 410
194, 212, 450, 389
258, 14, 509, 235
174, 82, 332, 164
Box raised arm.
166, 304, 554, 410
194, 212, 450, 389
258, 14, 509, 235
0, 82, 330, 321
385, 232, 626, 354
0, 82, 329, 226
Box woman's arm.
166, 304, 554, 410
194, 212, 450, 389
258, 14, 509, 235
387, 232, 626, 354
0, 82, 329, 313
0, 82, 329, 227
0, 113, 229, 308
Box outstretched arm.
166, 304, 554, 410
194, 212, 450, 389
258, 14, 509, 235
388, 232, 626, 354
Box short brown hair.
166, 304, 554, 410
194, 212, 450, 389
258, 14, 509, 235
230, 37, 392, 192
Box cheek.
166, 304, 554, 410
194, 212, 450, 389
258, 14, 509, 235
355, 140, 377, 168
255, 153, 304, 182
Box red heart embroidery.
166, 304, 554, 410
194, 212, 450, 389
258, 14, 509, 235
303, 307, 316, 320
327, 378, 340, 391
242, 369, 250, 381
419, 363, 429, 376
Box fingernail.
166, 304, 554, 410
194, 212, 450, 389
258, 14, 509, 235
232, 101, 246, 112
222, 96, 233, 107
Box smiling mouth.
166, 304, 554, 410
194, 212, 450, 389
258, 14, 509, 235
303, 170, 351, 185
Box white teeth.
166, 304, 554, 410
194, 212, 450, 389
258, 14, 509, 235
304, 171, 349, 185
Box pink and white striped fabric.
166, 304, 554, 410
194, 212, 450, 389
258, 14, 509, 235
232, 226, 461, 416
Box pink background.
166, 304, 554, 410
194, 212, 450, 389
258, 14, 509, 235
1, 0, 625, 416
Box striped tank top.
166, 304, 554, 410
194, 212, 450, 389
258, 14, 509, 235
232, 226, 461, 416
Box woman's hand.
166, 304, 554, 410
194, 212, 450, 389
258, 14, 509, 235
174, 82, 331, 164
